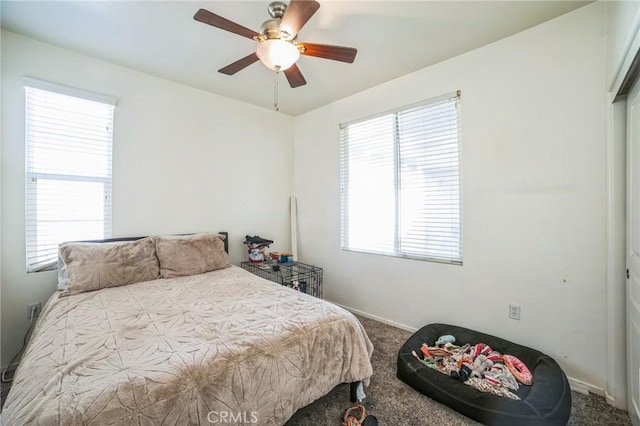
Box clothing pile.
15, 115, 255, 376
411, 335, 533, 400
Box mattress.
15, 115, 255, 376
2, 265, 373, 425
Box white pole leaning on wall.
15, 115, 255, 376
290, 196, 298, 261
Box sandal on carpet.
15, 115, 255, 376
342, 403, 366, 426
342, 404, 379, 426
363, 414, 379, 426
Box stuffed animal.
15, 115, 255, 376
435, 335, 456, 347
469, 354, 493, 379
244, 235, 273, 263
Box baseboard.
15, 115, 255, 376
605, 389, 628, 410
567, 377, 590, 395
558, 377, 607, 398
331, 302, 417, 333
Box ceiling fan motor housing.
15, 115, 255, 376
260, 18, 285, 40
261, 2, 293, 40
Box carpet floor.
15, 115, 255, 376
1, 315, 633, 425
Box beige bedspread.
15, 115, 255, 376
2, 266, 373, 425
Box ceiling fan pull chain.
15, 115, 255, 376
273, 67, 280, 112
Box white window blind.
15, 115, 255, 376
25, 81, 115, 272
340, 91, 462, 264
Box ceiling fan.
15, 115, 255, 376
194, 0, 357, 89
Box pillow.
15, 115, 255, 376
155, 233, 230, 278
58, 237, 160, 295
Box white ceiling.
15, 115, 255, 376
1, 1, 590, 116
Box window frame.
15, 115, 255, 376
339, 91, 463, 265
24, 77, 116, 273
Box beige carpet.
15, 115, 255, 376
2, 315, 633, 425
287, 315, 632, 426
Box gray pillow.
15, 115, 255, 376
155, 233, 230, 278
58, 237, 160, 296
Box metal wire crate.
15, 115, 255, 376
241, 261, 323, 299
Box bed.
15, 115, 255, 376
2, 233, 373, 425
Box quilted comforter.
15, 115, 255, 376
2, 266, 374, 425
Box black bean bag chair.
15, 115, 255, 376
397, 323, 571, 426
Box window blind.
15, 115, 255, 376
340, 91, 462, 264
25, 82, 114, 272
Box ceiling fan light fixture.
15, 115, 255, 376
256, 39, 300, 71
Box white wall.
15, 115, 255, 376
1, 30, 294, 366
294, 3, 607, 389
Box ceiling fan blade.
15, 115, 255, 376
284, 64, 307, 88
298, 42, 357, 63
218, 53, 260, 75
194, 9, 261, 40
280, 0, 320, 38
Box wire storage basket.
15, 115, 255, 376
241, 261, 323, 299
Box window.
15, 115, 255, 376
340, 91, 462, 264
25, 78, 115, 272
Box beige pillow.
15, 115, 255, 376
59, 238, 160, 296
155, 233, 230, 278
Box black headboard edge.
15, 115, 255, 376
76, 231, 229, 254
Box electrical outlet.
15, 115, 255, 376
509, 304, 521, 320
27, 302, 41, 319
